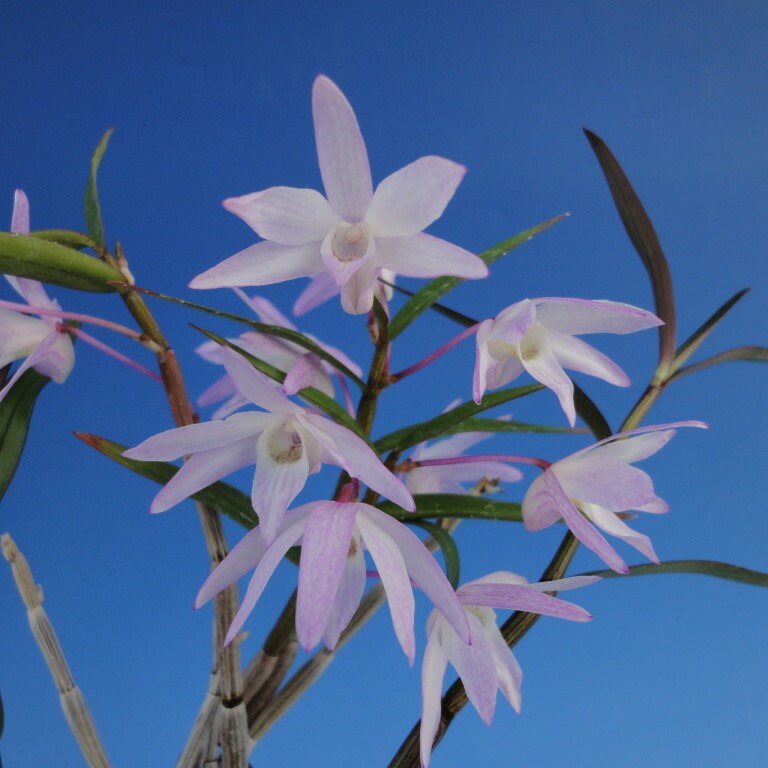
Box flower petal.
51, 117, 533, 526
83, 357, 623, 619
339, 260, 380, 314
11, 189, 30, 234
296, 501, 357, 650
534, 298, 663, 335
554, 456, 657, 511
356, 509, 416, 662
472, 319, 495, 404
312, 75, 372, 221
189, 241, 323, 289
358, 505, 470, 643
442, 610, 498, 724
548, 332, 630, 387
420, 622, 449, 768
323, 533, 367, 650
149, 438, 258, 514
0, 309, 53, 368
582, 503, 659, 563
300, 412, 415, 510
293, 274, 340, 315
483, 619, 522, 713
457, 583, 592, 622
223, 187, 340, 245
252, 424, 311, 544
366, 156, 466, 237
416, 432, 493, 461
197, 373, 237, 408
123, 411, 272, 461
0, 330, 59, 404
221, 348, 302, 415
586, 430, 676, 463
527, 575, 602, 592
195, 527, 267, 608
282, 354, 330, 396
233, 290, 297, 330
375, 233, 487, 279
225, 512, 309, 644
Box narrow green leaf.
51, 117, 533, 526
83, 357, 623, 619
438, 418, 586, 436
75, 433, 258, 529
379, 494, 522, 522
381, 279, 478, 328
573, 383, 612, 440
670, 346, 768, 381
672, 288, 751, 373
84, 128, 114, 247
373, 384, 543, 453
0, 232, 121, 293
124, 284, 365, 388
28, 230, 97, 250
410, 520, 460, 588
195, 326, 368, 439
388, 213, 569, 340
0, 369, 49, 502
584, 129, 676, 374
581, 559, 768, 587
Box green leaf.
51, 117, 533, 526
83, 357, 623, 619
584, 129, 676, 375
573, 383, 612, 440
125, 285, 365, 388
373, 384, 543, 453
194, 326, 368, 439
580, 559, 768, 587
670, 346, 768, 381
0, 232, 121, 293
388, 213, 569, 340
672, 288, 751, 373
381, 279, 478, 328
0, 369, 49, 502
438, 418, 586, 436
84, 128, 113, 247
379, 494, 522, 522
28, 230, 97, 250
410, 520, 460, 588
75, 433, 258, 529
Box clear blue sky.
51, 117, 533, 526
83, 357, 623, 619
2, 2, 767, 766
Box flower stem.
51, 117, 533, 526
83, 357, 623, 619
388, 324, 479, 383
399, 454, 550, 472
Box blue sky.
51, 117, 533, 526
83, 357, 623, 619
1, 2, 767, 766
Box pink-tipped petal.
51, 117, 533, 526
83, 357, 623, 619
441, 611, 498, 724
521, 471, 567, 532
301, 412, 415, 510
323, 534, 367, 649
0, 309, 53, 368
473, 319, 495, 404
359, 505, 470, 643
195, 527, 267, 608
635, 497, 670, 514
312, 75, 372, 221
225, 514, 309, 644
339, 261, 380, 314
30, 331, 74, 384
189, 241, 323, 289
534, 298, 663, 335
420, 624, 449, 768
11, 189, 30, 234
366, 156, 466, 237
197, 373, 237, 408
483, 620, 522, 713
586, 430, 676, 463
376, 233, 488, 279
220, 348, 301, 415
457, 583, 592, 622
282, 354, 323, 396
223, 187, 340, 245
150, 438, 257, 515
548, 332, 630, 387
296, 501, 358, 650
355, 510, 416, 662
123, 412, 271, 461
233, 291, 297, 330
554, 456, 657, 511
0, 330, 59, 403
293, 273, 340, 315
582, 503, 660, 563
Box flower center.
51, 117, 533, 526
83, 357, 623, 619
331, 223, 370, 263
267, 428, 304, 464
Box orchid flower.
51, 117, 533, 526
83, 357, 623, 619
189, 75, 488, 314
124, 347, 413, 543
521, 421, 707, 574
196, 499, 470, 662
404, 431, 523, 496
420, 571, 598, 767
196, 290, 361, 417
0, 190, 75, 403
473, 297, 663, 425
293, 267, 397, 316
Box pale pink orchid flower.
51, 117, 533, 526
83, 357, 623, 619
473, 297, 663, 425
522, 421, 707, 574
196, 499, 470, 662
0, 190, 75, 403
196, 290, 361, 418
404, 431, 523, 496
293, 267, 397, 316
124, 348, 413, 544
189, 75, 487, 314
420, 571, 598, 768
